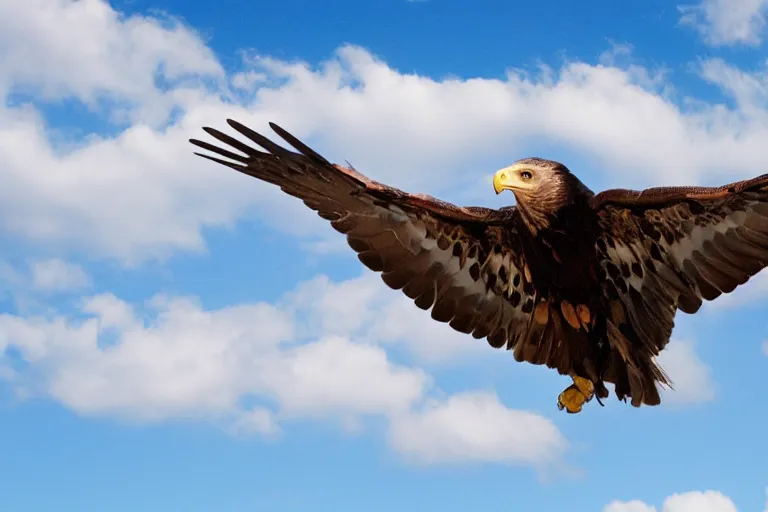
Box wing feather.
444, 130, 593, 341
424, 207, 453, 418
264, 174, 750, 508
594, 183, 768, 315
190, 120, 574, 372
592, 179, 768, 402
592, 179, 768, 405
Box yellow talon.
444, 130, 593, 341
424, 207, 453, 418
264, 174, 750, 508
572, 375, 595, 399
557, 376, 595, 414
557, 386, 586, 413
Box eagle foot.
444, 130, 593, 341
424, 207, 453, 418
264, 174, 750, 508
557, 376, 595, 414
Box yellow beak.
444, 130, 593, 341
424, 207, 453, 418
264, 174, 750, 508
493, 168, 514, 195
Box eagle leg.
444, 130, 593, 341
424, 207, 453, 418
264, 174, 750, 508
556, 375, 595, 414
594, 380, 609, 406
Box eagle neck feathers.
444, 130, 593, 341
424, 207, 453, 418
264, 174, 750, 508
514, 175, 595, 235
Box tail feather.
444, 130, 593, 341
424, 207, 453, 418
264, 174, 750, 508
604, 301, 670, 407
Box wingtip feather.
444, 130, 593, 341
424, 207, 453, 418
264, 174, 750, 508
268, 121, 331, 165
226, 118, 244, 131
192, 151, 247, 171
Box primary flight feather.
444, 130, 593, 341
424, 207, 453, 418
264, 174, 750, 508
190, 119, 768, 413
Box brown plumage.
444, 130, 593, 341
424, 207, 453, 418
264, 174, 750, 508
190, 119, 768, 413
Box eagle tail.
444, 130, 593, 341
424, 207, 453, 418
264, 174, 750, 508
604, 303, 671, 407
510, 300, 595, 382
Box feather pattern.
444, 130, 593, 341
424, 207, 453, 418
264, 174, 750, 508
592, 182, 768, 405
190, 120, 579, 373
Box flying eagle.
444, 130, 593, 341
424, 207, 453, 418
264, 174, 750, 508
190, 119, 768, 414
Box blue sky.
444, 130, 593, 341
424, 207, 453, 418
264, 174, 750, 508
1, 0, 768, 510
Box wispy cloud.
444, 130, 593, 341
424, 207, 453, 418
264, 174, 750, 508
29, 259, 90, 292
656, 340, 716, 406
679, 0, 768, 46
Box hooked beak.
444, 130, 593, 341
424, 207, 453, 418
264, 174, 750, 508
493, 167, 516, 195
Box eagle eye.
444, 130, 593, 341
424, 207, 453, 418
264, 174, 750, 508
520, 170, 533, 180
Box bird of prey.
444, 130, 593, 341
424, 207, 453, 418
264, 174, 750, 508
190, 119, 768, 414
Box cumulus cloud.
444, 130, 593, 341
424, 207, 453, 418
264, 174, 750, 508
0, 272, 566, 468
679, 0, 768, 47
0, 290, 428, 428
0, 0, 224, 120
287, 273, 491, 363
388, 391, 566, 466
29, 258, 90, 292
655, 340, 716, 406
6, 1, 768, 263
260, 336, 428, 421
605, 500, 656, 512
0, 293, 294, 419
605, 490, 739, 512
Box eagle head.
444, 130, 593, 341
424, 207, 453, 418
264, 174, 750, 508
493, 158, 571, 198
493, 157, 590, 231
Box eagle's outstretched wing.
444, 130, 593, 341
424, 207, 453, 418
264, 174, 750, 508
190, 120, 577, 372
590, 178, 768, 404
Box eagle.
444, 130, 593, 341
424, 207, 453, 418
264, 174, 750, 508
190, 119, 768, 414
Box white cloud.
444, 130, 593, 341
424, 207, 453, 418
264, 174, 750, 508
29, 258, 90, 292
605, 501, 656, 512
662, 491, 739, 512
0, 291, 429, 427
763, 339, 768, 356
0, 0, 252, 263
6, 2, 768, 262
0, 0, 223, 121
605, 490, 739, 512
0, 294, 294, 419
698, 58, 768, 110
389, 391, 566, 467
287, 273, 491, 363
0, 104, 269, 263
259, 336, 428, 420
82, 293, 135, 330
679, 0, 768, 46
655, 340, 716, 406
227, 407, 281, 438
0, 273, 566, 468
